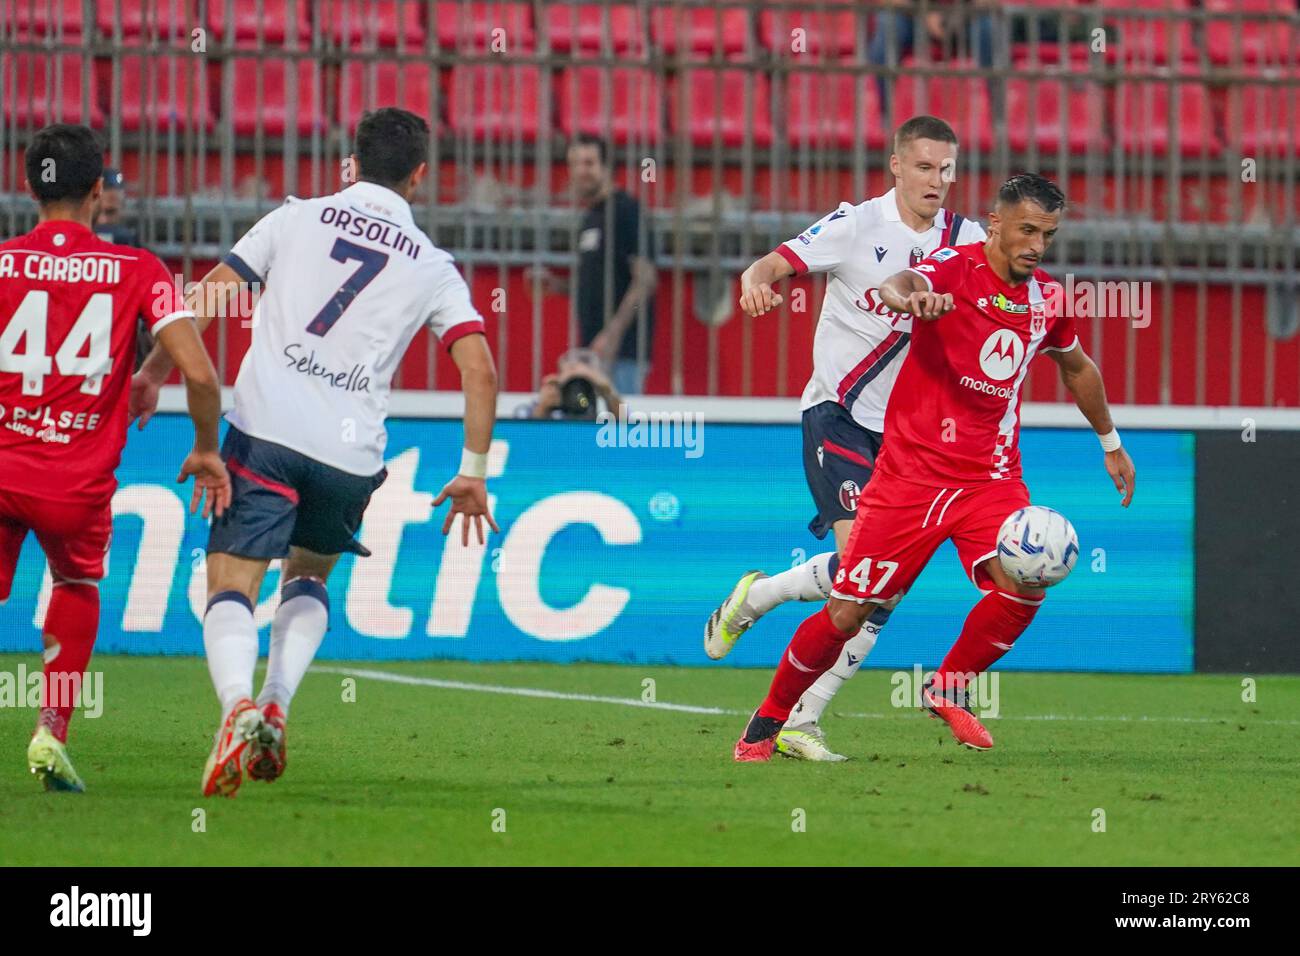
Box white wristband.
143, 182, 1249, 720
1098, 429, 1122, 452
458, 448, 488, 479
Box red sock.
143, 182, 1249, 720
935, 588, 1041, 691
38, 581, 99, 743
758, 606, 856, 721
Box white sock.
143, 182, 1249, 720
203, 593, 259, 716
747, 551, 837, 615
258, 578, 329, 717
787, 610, 888, 728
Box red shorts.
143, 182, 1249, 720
0, 489, 112, 601
831, 469, 1031, 605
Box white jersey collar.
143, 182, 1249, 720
342, 181, 415, 226
882, 187, 945, 237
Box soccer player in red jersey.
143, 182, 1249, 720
0, 124, 231, 791
734, 173, 1137, 760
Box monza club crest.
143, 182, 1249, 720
838, 479, 861, 511
1031, 304, 1047, 336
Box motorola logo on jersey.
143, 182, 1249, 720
978, 329, 1025, 381
838, 479, 860, 511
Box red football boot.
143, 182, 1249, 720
247, 701, 287, 782
921, 679, 994, 750
733, 711, 783, 762
201, 698, 261, 797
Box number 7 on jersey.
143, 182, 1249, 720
306, 238, 389, 336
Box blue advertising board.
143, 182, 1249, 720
0, 416, 1195, 673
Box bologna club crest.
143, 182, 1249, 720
838, 479, 861, 511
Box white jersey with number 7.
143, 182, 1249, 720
222, 181, 485, 476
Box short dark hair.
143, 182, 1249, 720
354, 107, 430, 189
996, 173, 1066, 214
568, 133, 609, 167
893, 115, 958, 154
25, 124, 103, 204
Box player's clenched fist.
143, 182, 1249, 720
739, 281, 784, 317
903, 290, 955, 319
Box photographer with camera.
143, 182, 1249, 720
519, 348, 626, 421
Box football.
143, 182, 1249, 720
997, 505, 1080, 588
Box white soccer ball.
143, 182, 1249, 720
996, 505, 1079, 588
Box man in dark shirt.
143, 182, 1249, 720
92, 168, 152, 369
567, 134, 657, 394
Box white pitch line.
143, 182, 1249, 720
315, 666, 1300, 726
312, 666, 736, 715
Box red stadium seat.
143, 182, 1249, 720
325, 0, 424, 49
544, 3, 639, 53
650, 8, 749, 56
1117, 82, 1221, 157
893, 67, 994, 153
671, 69, 772, 148
759, 8, 859, 57
1204, 0, 1297, 66
118, 54, 213, 131
1005, 79, 1105, 154
557, 66, 662, 144
207, 0, 310, 44
1098, 0, 1195, 65
228, 58, 324, 136
784, 70, 886, 150
340, 60, 436, 130
8, 0, 86, 37
0, 53, 103, 127
95, 0, 191, 39
448, 63, 546, 141
1233, 83, 1300, 154
1004, 0, 1091, 64
435, 2, 534, 51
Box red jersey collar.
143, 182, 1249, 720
29, 219, 96, 239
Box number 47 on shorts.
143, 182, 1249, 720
835, 557, 900, 599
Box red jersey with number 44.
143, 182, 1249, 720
0, 221, 192, 503
875, 241, 1079, 486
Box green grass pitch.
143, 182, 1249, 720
0, 653, 1296, 866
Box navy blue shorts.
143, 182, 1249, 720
801, 401, 884, 540
208, 426, 387, 560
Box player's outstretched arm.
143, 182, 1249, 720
737, 251, 794, 317
879, 270, 954, 320
153, 317, 231, 519
1050, 343, 1135, 508
433, 332, 501, 546
131, 262, 245, 429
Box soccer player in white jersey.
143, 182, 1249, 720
704, 116, 986, 761
130, 109, 500, 797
